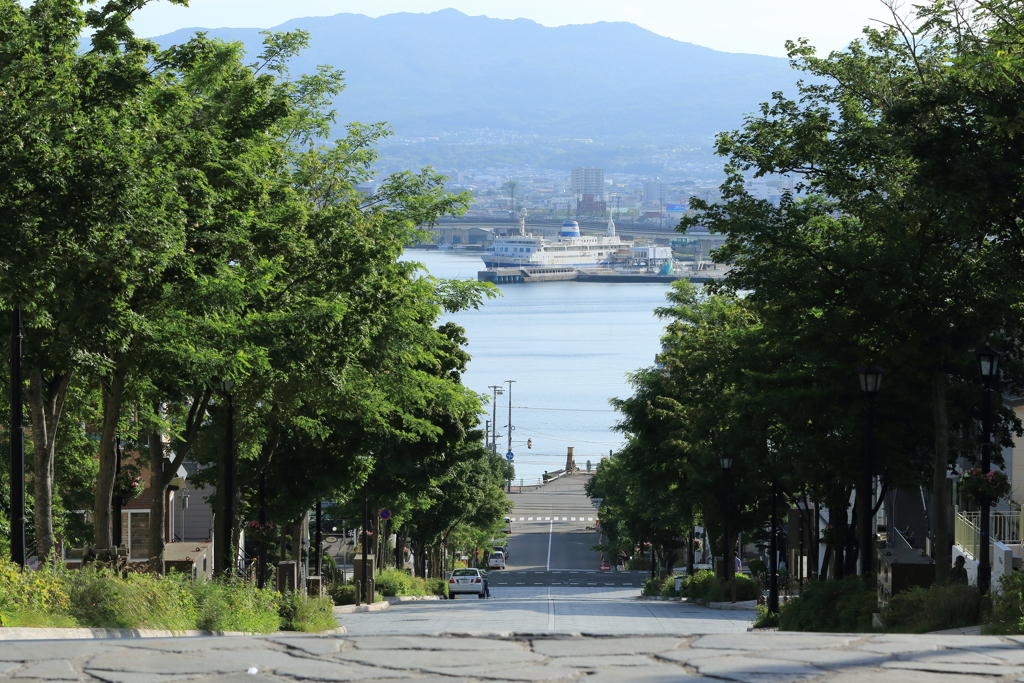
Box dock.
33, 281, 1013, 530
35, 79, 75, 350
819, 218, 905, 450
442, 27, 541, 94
477, 266, 726, 284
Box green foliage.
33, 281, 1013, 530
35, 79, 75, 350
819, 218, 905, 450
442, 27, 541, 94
66, 569, 198, 631
986, 571, 1024, 634
277, 592, 336, 632
779, 577, 876, 633
641, 578, 664, 597
375, 568, 428, 597
677, 570, 759, 603
328, 583, 357, 606
425, 577, 449, 597
188, 579, 281, 633
625, 556, 652, 571
883, 584, 981, 634
753, 604, 780, 629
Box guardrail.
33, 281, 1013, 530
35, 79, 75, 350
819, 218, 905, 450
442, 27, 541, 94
954, 506, 1023, 558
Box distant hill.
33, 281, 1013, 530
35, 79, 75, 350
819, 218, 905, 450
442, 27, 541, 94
151, 10, 800, 143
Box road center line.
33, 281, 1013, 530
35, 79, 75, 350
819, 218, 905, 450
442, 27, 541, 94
546, 519, 553, 570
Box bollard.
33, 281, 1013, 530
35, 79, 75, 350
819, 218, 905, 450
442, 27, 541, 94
367, 579, 375, 604
355, 580, 361, 607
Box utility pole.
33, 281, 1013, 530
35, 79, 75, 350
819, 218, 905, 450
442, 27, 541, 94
505, 380, 516, 454
488, 385, 504, 454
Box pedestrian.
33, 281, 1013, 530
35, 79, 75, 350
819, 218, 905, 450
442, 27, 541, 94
950, 555, 968, 585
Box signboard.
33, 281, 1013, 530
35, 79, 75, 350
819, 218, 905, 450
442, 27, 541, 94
665, 203, 688, 211
506, 451, 514, 461
379, 509, 392, 521
599, 563, 610, 571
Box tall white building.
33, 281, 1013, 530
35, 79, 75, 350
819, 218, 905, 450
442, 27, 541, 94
571, 167, 605, 200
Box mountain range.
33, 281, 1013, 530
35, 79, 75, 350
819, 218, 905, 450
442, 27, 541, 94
151, 10, 802, 147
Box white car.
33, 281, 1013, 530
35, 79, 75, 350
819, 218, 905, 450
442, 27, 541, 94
488, 551, 505, 569
448, 568, 487, 598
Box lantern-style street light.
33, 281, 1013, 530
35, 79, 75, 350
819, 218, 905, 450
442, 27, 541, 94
219, 380, 235, 576
856, 365, 884, 578
719, 452, 737, 602
974, 345, 1000, 595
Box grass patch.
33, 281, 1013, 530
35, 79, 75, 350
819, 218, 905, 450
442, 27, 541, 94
278, 592, 337, 632
752, 604, 780, 629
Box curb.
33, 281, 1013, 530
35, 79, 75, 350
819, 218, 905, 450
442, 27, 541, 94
636, 596, 757, 611
332, 595, 443, 615
0, 629, 247, 641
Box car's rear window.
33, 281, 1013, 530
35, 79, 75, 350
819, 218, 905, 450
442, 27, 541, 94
491, 552, 504, 558
452, 569, 479, 577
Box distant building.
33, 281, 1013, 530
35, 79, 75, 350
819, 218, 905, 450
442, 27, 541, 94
577, 193, 607, 215
643, 180, 668, 207
571, 167, 605, 200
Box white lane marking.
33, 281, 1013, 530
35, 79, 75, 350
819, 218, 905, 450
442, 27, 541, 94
519, 517, 524, 521
562, 517, 567, 521
547, 588, 555, 630
570, 517, 576, 521
528, 517, 534, 521
588, 517, 594, 521
545, 517, 551, 521
546, 519, 553, 571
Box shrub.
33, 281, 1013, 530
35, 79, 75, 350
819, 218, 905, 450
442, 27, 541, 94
779, 576, 876, 633
375, 568, 429, 597
677, 570, 759, 602
987, 571, 1024, 634
641, 577, 664, 596
883, 583, 982, 633
329, 583, 357, 605
748, 558, 767, 575
278, 592, 337, 632
426, 577, 448, 597
625, 556, 652, 571
752, 604, 780, 629
66, 569, 197, 631
188, 579, 280, 633
0, 559, 73, 626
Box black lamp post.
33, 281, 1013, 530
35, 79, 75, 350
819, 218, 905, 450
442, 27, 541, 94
856, 365, 884, 578
219, 380, 235, 576
975, 345, 1000, 595
767, 440, 779, 614
719, 452, 734, 583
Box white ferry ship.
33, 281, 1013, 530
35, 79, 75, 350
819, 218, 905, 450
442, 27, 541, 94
482, 216, 630, 269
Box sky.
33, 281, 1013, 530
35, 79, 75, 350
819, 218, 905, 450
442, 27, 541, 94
130, 0, 897, 58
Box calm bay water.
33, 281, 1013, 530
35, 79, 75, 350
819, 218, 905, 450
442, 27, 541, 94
403, 250, 672, 482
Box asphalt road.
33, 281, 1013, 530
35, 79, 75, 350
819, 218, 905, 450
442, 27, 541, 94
338, 586, 754, 635
487, 473, 645, 587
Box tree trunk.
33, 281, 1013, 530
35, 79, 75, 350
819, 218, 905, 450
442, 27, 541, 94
932, 368, 951, 583
27, 369, 73, 559
820, 540, 833, 581
93, 364, 127, 549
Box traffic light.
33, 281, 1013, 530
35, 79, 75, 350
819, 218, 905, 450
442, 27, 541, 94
527, 439, 532, 449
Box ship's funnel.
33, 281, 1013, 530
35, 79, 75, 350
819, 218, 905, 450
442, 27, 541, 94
606, 213, 616, 237
560, 220, 580, 237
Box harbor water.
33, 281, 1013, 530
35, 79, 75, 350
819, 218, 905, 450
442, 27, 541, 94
403, 249, 674, 483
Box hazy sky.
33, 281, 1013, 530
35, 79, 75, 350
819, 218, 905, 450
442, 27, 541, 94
130, 0, 897, 58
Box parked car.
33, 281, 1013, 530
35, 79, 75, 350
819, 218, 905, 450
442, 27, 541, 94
448, 568, 487, 598
488, 551, 505, 570
492, 544, 509, 561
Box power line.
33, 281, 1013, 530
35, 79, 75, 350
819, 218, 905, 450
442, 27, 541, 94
511, 405, 616, 413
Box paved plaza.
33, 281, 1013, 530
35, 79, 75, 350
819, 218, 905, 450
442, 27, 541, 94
3, 630, 1024, 681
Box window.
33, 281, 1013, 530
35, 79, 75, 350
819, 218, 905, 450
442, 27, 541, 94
121, 510, 151, 561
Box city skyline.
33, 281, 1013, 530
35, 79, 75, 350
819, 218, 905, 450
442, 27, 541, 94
131, 0, 896, 58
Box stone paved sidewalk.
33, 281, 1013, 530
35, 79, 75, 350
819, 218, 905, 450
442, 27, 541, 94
2, 631, 1024, 682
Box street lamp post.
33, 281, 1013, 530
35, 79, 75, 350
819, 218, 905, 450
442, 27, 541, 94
505, 380, 516, 454
719, 452, 735, 602
856, 365, 884, 578
488, 386, 504, 454
975, 345, 1000, 595
219, 380, 235, 576
766, 440, 779, 614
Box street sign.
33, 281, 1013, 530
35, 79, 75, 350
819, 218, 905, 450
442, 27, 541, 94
379, 509, 391, 521
506, 452, 514, 461
599, 563, 610, 571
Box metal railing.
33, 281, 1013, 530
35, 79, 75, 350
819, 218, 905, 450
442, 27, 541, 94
954, 507, 1024, 558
